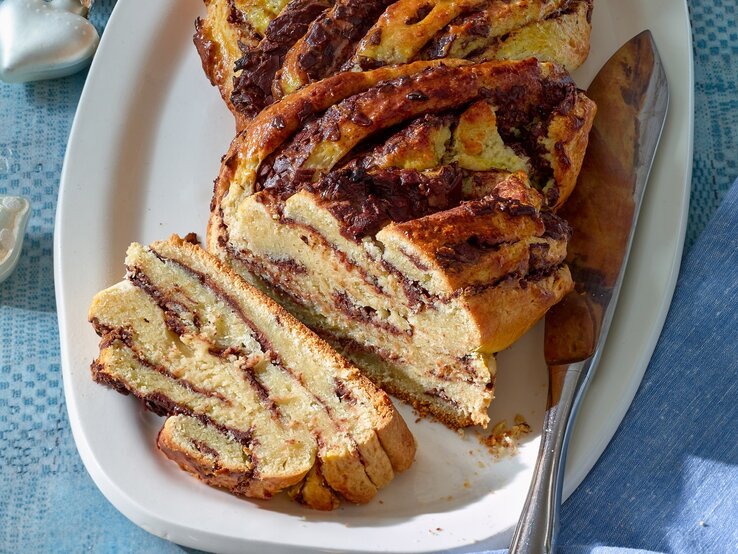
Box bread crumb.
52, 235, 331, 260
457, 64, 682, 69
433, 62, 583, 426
463, 480, 470, 488
479, 415, 532, 458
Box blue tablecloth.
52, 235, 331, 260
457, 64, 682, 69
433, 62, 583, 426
1, 1, 737, 552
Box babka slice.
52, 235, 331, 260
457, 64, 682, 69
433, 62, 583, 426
89, 235, 415, 509
208, 59, 595, 428
194, 0, 592, 127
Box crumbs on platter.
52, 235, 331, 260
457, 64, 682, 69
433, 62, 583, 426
479, 415, 532, 458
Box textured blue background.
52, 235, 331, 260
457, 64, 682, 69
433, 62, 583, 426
0, 2, 193, 552
1, 1, 736, 552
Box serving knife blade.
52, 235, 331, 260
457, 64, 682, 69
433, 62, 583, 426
509, 30, 669, 553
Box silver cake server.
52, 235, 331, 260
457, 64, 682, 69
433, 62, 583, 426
509, 30, 669, 553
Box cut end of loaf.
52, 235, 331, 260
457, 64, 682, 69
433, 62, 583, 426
89, 235, 416, 509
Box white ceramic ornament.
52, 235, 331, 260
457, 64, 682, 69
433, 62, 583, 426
0, 196, 30, 283
0, 0, 100, 83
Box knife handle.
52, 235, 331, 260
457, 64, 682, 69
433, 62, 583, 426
509, 360, 591, 554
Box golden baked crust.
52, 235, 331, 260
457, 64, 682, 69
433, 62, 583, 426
212, 59, 594, 216
207, 58, 468, 231
471, 0, 593, 70
194, 0, 260, 129
195, 0, 592, 126
89, 235, 415, 508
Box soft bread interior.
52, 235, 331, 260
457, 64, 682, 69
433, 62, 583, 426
89, 235, 415, 508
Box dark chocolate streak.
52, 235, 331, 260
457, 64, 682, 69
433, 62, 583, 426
134, 346, 232, 404
90, 319, 231, 405
224, 244, 316, 309
208, 344, 246, 359
423, 0, 585, 61
333, 377, 357, 404
378, 258, 433, 310
144, 249, 377, 482
311, 165, 464, 241
231, 0, 332, 117
144, 248, 276, 359
240, 361, 283, 419
398, 247, 430, 272
423, 9, 490, 60
528, 242, 551, 271
548, 0, 592, 22
226, 0, 247, 25
191, 439, 221, 460
486, 76, 577, 191
405, 3, 433, 25
128, 254, 286, 421
90, 358, 132, 397
433, 237, 506, 269
541, 209, 572, 241
360, 113, 454, 170
321, 321, 484, 385
463, 191, 538, 218
320, 329, 492, 428
332, 291, 410, 336
90, 356, 254, 447
450, 263, 564, 299
425, 387, 460, 407
268, 256, 308, 275
157, 426, 255, 484
147, 391, 254, 446
279, 218, 388, 297
429, 194, 550, 269
93, 319, 130, 350
317, 327, 401, 364
297, 0, 394, 82
127, 268, 202, 335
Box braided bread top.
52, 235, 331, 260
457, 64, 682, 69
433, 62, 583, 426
195, 0, 592, 127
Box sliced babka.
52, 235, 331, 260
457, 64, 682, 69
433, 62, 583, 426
89, 234, 415, 509
208, 59, 596, 427
194, 0, 593, 127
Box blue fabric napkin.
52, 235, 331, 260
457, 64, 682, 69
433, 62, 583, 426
555, 176, 738, 553
0, 3, 177, 552
1, 0, 737, 552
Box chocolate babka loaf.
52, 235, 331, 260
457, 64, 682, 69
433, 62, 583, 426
208, 59, 596, 427
89, 235, 416, 509
195, 0, 592, 127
